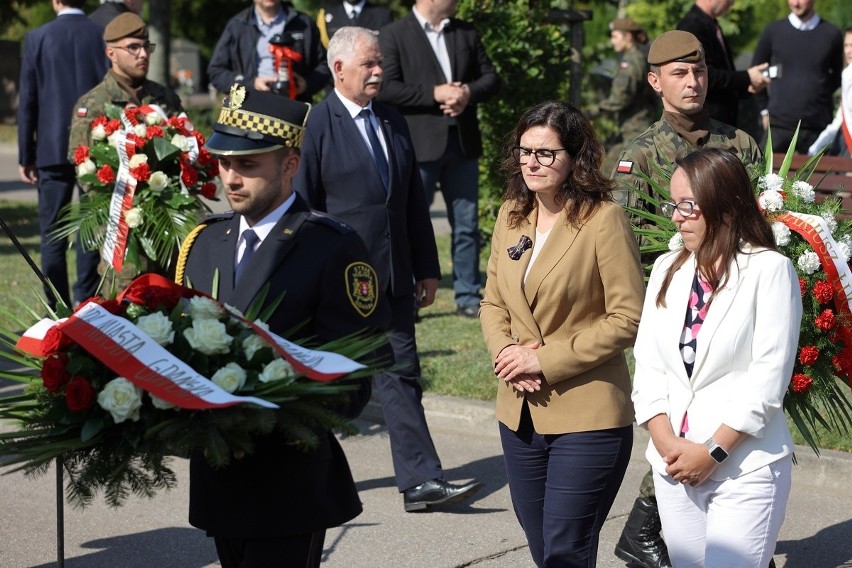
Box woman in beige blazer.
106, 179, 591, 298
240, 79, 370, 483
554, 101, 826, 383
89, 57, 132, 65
480, 100, 644, 567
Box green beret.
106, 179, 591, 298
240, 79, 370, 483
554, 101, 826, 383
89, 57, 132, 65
609, 18, 643, 33
648, 30, 705, 65
103, 13, 148, 43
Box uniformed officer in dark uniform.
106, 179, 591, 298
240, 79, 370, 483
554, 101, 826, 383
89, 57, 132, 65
68, 13, 183, 153
598, 18, 658, 172
176, 84, 388, 568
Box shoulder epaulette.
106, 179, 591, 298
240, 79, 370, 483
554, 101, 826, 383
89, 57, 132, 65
202, 211, 236, 224
306, 210, 355, 234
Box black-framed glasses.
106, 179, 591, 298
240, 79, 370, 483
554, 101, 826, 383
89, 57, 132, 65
511, 146, 566, 167
111, 42, 156, 56
661, 200, 700, 217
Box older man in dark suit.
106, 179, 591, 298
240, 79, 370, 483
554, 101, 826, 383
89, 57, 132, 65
295, 26, 482, 512
18, 0, 108, 309
178, 84, 388, 568
377, 0, 500, 318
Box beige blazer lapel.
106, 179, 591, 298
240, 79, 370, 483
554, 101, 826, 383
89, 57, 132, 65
523, 210, 580, 305
500, 212, 539, 342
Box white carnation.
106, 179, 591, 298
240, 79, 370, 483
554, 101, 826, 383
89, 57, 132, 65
792, 180, 815, 203
124, 207, 143, 228
188, 295, 225, 320
668, 233, 684, 251
135, 311, 174, 345
107, 131, 121, 148
758, 190, 784, 212
841, 234, 852, 249
76, 159, 96, 177
150, 393, 177, 410
211, 362, 247, 393
129, 153, 149, 168
772, 222, 791, 247
91, 124, 107, 141
133, 124, 147, 138
171, 133, 190, 152
183, 319, 232, 355
821, 212, 838, 233
759, 173, 784, 191
797, 251, 821, 275
145, 112, 162, 125
97, 377, 143, 423
258, 358, 296, 383
837, 241, 851, 262
148, 171, 169, 192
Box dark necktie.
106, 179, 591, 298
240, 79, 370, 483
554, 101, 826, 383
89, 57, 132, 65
359, 108, 390, 189
235, 229, 259, 284
349, 9, 358, 22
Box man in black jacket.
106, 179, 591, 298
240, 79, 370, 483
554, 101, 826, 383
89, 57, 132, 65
208, 0, 330, 102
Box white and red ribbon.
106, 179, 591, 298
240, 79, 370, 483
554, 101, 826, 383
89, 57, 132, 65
102, 131, 138, 272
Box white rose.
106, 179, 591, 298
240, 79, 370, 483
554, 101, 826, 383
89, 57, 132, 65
258, 358, 296, 383
211, 362, 247, 393
124, 207, 143, 228
821, 212, 838, 233
148, 171, 169, 192
145, 112, 162, 125
758, 190, 784, 212
171, 133, 190, 152
129, 153, 149, 168
772, 222, 791, 247
91, 124, 107, 141
133, 123, 147, 138
668, 233, 683, 251
135, 312, 174, 345
97, 377, 143, 423
150, 393, 177, 410
184, 319, 232, 355
189, 295, 225, 320
797, 251, 821, 275
837, 241, 851, 262
76, 159, 96, 177
792, 180, 815, 203
759, 173, 784, 191
243, 333, 270, 362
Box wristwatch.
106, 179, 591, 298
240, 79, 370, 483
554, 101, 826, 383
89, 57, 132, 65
704, 438, 729, 463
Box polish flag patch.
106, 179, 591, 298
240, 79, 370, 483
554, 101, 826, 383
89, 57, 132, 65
76, 107, 88, 117
616, 160, 633, 174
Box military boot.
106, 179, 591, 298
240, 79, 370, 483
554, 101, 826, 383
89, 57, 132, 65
614, 497, 671, 567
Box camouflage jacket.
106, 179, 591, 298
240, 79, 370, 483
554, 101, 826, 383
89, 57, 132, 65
611, 116, 762, 210
599, 46, 657, 142
68, 71, 184, 161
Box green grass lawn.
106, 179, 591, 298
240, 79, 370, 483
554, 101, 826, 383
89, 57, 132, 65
0, 199, 848, 451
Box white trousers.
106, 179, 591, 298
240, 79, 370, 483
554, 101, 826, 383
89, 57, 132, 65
654, 456, 792, 568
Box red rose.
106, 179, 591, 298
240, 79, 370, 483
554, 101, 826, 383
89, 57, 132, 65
130, 163, 151, 182
73, 145, 90, 166
105, 119, 121, 136
96, 164, 116, 184
146, 125, 164, 138
791, 373, 813, 394
199, 182, 217, 199
181, 164, 199, 187
798, 346, 819, 366
41, 355, 70, 393
813, 281, 834, 305
41, 326, 74, 357
814, 309, 836, 331
121, 281, 183, 311
798, 277, 806, 298
65, 376, 95, 412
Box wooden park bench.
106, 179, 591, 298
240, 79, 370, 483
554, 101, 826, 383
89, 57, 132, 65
772, 153, 852, 219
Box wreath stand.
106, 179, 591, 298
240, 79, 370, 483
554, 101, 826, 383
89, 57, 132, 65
56, 457, 65, 567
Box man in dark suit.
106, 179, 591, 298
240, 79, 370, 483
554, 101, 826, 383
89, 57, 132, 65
317, 0, 393, 47
178, 84, 388, 568
677, 0, 770, 126
17, 0, 108, 309
377, 0, 500, 318
295, 26, 482, 512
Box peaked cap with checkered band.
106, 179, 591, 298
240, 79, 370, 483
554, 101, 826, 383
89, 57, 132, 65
205, 84, 311, 155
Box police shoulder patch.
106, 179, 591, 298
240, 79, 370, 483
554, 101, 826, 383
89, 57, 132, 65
345, 261, 379, 317
202, 211, 236, 223
307, 211, 354, 234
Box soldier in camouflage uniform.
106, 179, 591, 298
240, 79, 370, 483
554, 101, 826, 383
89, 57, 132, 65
611, 31, 763, 568
598, 18, 657, 171
68, 13, 183, 156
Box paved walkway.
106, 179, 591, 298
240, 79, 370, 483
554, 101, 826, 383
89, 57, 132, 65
1, 142, 851, 567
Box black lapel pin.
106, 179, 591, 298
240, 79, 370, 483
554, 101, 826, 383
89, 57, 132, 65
507, 235, 533, 260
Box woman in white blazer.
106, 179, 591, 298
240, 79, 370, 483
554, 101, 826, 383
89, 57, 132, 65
632, 148, 802, 567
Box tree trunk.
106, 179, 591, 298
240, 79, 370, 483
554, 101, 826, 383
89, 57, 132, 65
147, 0, 170, 87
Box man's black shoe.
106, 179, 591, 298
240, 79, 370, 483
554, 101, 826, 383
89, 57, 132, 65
455, 305, 479, 318
403, 478, 483, 512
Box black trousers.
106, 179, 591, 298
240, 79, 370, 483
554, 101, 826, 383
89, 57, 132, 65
214, 530, 326, 568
